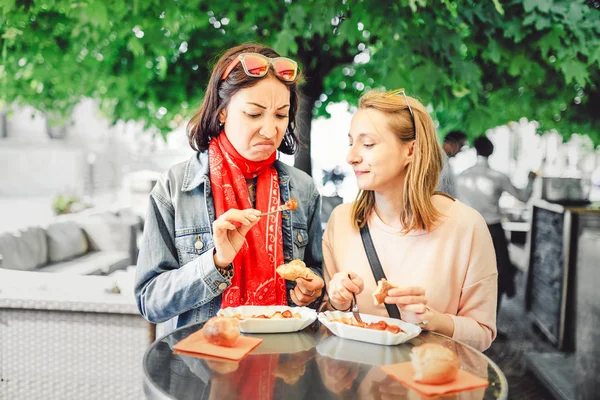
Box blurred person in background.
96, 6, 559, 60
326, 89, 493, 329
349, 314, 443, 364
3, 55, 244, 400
135, 43, 324, 334
437, 130, 468, 197
323, 89, 497, 352
457, 135, 535, 316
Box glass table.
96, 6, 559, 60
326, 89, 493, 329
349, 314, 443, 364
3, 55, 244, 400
143, 321, 508, 400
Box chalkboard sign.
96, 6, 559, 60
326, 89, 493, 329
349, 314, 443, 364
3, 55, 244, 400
528, 207, 565, 346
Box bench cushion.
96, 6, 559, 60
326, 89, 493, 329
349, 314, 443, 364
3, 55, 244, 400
0, 227, 48, 270
46, 221, 89, 263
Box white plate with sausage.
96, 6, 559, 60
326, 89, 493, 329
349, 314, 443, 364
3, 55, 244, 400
218, 305, 317, 333
318, 311, 421, 346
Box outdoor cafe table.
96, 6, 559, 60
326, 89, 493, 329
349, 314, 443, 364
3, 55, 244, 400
143, 320, 508, 400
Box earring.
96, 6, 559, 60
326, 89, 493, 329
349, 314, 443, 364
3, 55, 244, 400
219, 121, 224, 128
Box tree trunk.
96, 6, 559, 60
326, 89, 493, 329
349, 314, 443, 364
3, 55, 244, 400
294, 33, 351, 175
0, 111, 7, 138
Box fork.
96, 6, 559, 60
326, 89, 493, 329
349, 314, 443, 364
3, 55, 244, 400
259, 204, 291, 217
348, 273, 363, 323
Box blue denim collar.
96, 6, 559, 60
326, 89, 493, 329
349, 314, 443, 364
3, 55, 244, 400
181, 151, 292, 192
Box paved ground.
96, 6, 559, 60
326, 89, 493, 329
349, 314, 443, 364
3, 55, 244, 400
485, 270, 557, 399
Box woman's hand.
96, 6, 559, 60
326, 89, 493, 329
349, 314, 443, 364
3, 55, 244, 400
385, 286, 429, 325
212, 208, 261, 267
385, 286, 455, 336
328, 272, 364, 311
290, 270, 324, 306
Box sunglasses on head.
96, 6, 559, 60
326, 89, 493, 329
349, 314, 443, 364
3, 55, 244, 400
385, 88, 416, 132
221, 52, 298, 82
386, 88, 415, 120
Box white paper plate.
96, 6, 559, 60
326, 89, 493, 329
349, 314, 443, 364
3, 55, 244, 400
317, 311, 421, 346
316, 334, 412, 366
218, 306, 317, 333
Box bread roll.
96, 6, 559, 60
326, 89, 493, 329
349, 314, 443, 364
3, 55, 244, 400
276, 259, 311, 281
372, 278, 397, 305
410, 343, 460, 384
202, 316, 240, 347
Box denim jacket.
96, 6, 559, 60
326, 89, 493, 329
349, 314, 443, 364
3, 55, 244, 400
135, 151, 324, 331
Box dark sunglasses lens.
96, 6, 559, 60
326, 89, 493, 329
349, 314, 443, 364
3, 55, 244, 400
243, 55, 269, 77
273, 58, 297, 81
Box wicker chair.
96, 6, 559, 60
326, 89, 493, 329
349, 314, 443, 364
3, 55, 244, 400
0, 269, 154, 400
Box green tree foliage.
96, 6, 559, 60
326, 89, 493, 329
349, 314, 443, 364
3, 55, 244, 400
1, 0, 598, 173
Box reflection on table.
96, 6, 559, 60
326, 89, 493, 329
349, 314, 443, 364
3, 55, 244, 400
143, 322, 508, 400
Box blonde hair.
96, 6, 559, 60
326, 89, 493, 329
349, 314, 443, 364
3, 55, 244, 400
351, 89, 445, 233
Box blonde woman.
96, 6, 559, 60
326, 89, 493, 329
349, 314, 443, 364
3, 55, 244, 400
323, 89, 497, 351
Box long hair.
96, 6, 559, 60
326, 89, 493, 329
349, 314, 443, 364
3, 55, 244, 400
186, 43, 302, 154
351, 90, 445, 233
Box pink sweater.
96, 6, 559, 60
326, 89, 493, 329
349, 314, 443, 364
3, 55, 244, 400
323, 200, 498, 351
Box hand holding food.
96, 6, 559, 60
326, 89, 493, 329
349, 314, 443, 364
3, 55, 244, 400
276, 259, 324, 305
372, 278, 398, 305
260, 197, 298, 216
291, 268, 325, 306
328, 271, 364, 311
410, 343, 459, 384
383, 285, 428, 311
212, 208, 262, 267
277, 259, 312, 281
202, 316, 241, 347
382, 285, 431, 326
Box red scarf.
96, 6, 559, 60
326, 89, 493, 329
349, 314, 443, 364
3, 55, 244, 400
209, 132, 287, 307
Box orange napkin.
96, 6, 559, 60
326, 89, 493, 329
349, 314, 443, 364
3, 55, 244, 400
173, 330, 263, 361
381, 362, 489, 397
172, 350, 242, 364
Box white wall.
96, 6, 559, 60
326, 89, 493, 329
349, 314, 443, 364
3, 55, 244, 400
310, 102, 357, 202
0, 101, 194, 198
0, 142, 85, 196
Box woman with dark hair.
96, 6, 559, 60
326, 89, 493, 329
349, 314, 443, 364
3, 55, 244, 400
135, 44, 325, 333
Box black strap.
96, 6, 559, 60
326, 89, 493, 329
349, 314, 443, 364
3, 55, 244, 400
150, 196, 178, 262
359, 224, 401, 320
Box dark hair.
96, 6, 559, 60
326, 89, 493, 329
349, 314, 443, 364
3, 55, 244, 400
444, 130, 468, 144
474, 135, 494, 157
187, 43, 302, 154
